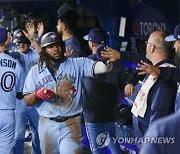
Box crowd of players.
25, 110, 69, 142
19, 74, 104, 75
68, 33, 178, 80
0, 8, 180, 154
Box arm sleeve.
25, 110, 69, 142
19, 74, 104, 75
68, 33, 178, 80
160, 66, 180, 83
94, 61, 113, 75
23, 67, 36, 95
16, 62, 25, 93
126, 69, 145, 85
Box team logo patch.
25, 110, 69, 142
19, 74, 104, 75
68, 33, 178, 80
96, 132, 110, 148
16, 32, 23, 37
49, 33, 58, 39
56, 79, 76, 107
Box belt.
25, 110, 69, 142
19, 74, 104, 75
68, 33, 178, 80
46, 113, 80, 123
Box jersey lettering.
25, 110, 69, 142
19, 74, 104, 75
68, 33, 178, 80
0, 59, 16, 69
36, 75, 53, 89
1, 71, 16, 92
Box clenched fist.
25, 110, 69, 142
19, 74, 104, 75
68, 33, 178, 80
34, 88, 54, 100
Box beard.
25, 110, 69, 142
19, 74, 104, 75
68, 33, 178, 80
57, 31, 62, 38
46, 53, 65, 63
174, 52, 180, 66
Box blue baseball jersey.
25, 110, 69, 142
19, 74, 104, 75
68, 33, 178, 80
9, 49, 39, 75
65, 36, 82, 57
0, 53, 25, 109
23, 57, 96, 117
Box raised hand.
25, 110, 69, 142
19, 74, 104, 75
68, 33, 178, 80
23, 23, 36, 41
101, 46, 121, 62
37, 22, 44, 39
137, 60, 160, 79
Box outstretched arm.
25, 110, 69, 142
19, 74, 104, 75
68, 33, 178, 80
137, 61, 160, 79
137, 60, 180, 83
94, 61, 113, 74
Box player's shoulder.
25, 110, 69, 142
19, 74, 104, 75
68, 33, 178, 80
0, 52, 20, 62
29, 63, 39, 71
66, 57, 91, 63
29, 49, 38, 55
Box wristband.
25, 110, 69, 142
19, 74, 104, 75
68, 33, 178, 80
30, 37, 36, 42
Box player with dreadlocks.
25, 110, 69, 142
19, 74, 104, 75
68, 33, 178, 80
22, 31, 116, 153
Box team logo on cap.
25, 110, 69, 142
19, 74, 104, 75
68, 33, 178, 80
16, 32, 23, 37
178, 35, 180, 39
49, 33, 58, 39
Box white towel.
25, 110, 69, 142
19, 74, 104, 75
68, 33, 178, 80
131, 75, 156, 117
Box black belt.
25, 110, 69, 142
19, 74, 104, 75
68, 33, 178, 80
46, 113, 80, 123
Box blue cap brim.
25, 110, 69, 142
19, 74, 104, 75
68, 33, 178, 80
165, 35, 176, 42
83, 35, 89, 41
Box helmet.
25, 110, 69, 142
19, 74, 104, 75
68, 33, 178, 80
41, 32, 65, 48
13, 29, 30, 44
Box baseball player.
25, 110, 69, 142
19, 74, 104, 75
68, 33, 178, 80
56, 10, 82, 57
9, 29, 41, 154
23, 32, 113, 153
0, 27, 25, 154
82, 28, 123, 153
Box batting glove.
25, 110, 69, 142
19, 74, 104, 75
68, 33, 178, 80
34, 88, 54, 100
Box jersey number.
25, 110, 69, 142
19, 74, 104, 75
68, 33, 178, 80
1, 71, 15, 92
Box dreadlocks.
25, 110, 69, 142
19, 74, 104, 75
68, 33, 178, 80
38, 45, 66, 71
38, 48, 52, 71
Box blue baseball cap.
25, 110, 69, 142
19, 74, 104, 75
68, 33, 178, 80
96, 44, 108, 63
83, 28, 106, 44
0, 27, 8, 44
165, 24, 180, 42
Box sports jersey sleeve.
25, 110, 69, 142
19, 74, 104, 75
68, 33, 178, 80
160, 67, 180, 83
23, 66, 37, 95
76, 57, 113, 77
16, 63, 26, 93
74, 57, 96, 77
94, 61, 113, 74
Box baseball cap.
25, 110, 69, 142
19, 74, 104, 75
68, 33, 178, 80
83, 28, 106, 44
0, 27, 8, 44
165, 24, 180, 42
96, 44, 108, 63
13, 29, 30, 44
